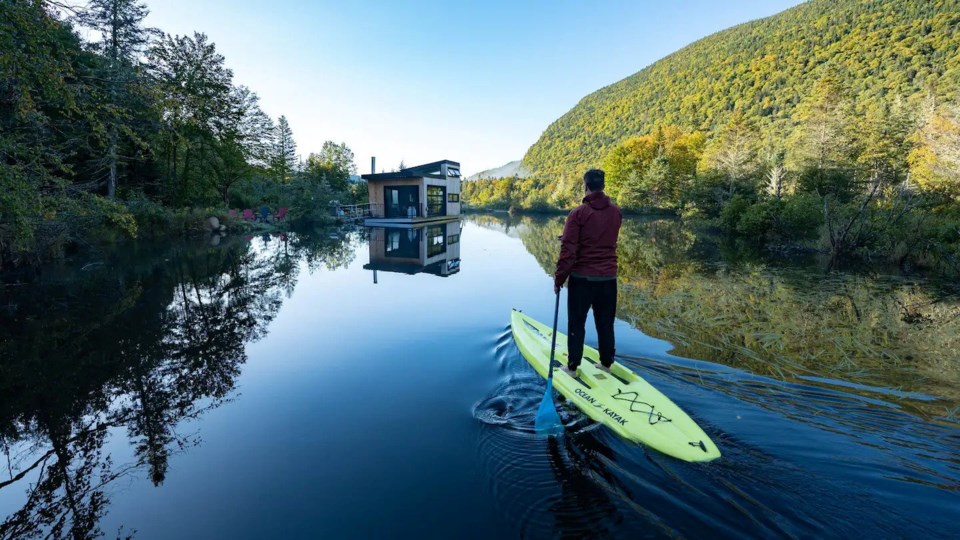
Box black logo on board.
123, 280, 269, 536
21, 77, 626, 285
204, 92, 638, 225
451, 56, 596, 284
611, 389, 673, 425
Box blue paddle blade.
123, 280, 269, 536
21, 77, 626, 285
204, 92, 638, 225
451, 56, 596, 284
534, 379, 564, 436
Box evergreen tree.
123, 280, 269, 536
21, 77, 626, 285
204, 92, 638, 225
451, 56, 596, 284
618, 170, 646, 211
272, 116, 297, 183
787, 73, 857, 172
787, 75, 859, 199
78, 0, 156, 199
641, 154, 672, 208
701, 110, 760, 198
858, 97, 915, 185
909, 98, 960, 200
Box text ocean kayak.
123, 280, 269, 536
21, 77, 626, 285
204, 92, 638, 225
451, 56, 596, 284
511, 309, 721, 462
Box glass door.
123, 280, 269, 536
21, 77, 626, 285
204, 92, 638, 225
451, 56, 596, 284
385, 228, 420, 258
384, 186, 419, 218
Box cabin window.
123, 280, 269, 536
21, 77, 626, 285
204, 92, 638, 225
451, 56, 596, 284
447, 234, 460, 245
448, 193, 459, 203
427, 185, 446, 216
446, 168, 461, 177
427, 225, 446, 257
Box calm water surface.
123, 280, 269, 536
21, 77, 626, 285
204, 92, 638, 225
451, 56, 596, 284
1, 215, 958, 539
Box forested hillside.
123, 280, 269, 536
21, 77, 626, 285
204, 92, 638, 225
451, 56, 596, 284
462, 0, 960, 273
522, 0, 960, 179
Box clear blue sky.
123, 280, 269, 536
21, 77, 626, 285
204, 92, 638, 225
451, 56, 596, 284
144, 0, 802, 175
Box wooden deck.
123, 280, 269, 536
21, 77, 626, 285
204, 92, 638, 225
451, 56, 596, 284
338, 201, 460, 226
363, 215, 459, 226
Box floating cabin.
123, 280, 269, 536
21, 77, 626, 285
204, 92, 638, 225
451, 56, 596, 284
362, 160, 462, 225
364, 221, 462, 282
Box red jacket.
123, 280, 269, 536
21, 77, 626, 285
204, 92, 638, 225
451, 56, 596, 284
555, 192, 622, 288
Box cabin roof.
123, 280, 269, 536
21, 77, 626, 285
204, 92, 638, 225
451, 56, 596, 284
362, 159, 460, 181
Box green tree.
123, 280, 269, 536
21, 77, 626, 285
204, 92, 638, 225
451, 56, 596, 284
642, 153, 672, 208
602, 135, 658, 200
271, 115, 297, 183
909, 97, 960, 200
602, 125, 705, 208
0, 0, 128, 265
208, 86, 273, 205
78, 0, 156, 199
618, 170, 646, 211
548, 173, 583, 209
787, 73, 859, 199
820, 98, 918, 259
303, 141, 356, 193
700, 110, 760, 198
1, 1, 346, 269
149, 32, 233, 204
858, 97, 914, 185
788, 73, 856, 170
1, 0, 78, 256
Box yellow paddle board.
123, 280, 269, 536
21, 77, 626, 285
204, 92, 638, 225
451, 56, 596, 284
511, 309, 720, 462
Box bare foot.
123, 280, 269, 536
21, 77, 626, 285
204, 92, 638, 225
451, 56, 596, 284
563, 365, 579, 376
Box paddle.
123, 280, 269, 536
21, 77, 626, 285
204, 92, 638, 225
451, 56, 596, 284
534, 289, 564, 435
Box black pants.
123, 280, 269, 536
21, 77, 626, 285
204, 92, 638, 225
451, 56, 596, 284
567, 276, 616, 369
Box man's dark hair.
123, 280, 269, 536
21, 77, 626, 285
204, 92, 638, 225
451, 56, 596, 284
584, 169, 605, 192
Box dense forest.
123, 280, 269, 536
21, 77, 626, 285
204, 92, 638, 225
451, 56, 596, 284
0, 0, 361, 270
464, 0, 960, 273
524, 0, 959, 179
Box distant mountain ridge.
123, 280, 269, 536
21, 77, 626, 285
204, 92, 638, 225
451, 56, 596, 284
467, 160, 530, 181
522, 0, 960, 179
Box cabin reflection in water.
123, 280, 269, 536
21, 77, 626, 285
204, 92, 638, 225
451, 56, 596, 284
365, 221, 462, 282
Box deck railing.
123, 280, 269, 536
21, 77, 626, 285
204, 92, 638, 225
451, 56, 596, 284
347, 203, 448, 220
337, 203, 372, 220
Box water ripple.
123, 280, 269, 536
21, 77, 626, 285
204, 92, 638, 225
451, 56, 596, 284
474, 330, 960, 538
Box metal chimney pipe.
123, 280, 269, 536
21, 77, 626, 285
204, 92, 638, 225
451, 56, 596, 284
371, 157, 376, 175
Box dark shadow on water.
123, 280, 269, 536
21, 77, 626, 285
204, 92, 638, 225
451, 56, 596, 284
473, 330, 652, 539
0, 230, 357, 539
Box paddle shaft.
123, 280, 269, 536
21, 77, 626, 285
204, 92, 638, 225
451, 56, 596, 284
547, 289, 560, 380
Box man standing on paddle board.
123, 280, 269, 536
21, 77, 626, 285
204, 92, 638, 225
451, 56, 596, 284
554, 169, 622, 375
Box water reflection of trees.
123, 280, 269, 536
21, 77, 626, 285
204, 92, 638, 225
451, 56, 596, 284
0, 231, 354, 539
471, 214, 960, 414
